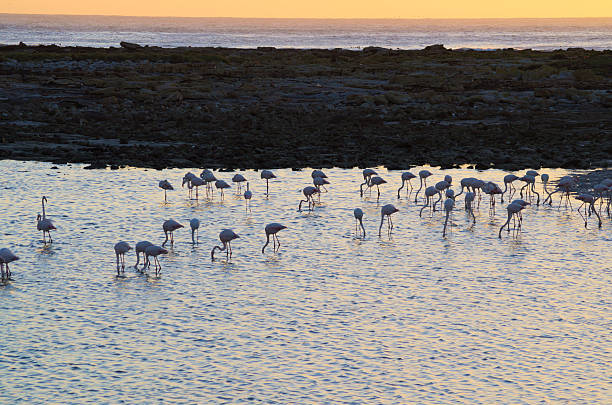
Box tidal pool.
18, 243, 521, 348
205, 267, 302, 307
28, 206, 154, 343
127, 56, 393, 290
1, 161, 610, 403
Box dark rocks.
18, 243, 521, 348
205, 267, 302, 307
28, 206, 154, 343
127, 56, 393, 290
120, 41, 142, 50
0, 45, 610, 171
84, 162, 107, 170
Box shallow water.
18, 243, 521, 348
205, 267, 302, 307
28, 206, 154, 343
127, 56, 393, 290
0, 161, 610, 403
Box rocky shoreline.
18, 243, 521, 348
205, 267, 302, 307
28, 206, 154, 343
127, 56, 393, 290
0, 44, 610, 170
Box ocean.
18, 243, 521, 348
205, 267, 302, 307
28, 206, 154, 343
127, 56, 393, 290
1, 162, 611, 402
1, 14, 611, 50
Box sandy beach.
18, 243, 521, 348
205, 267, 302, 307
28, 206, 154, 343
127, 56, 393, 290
0, 44, 610, 170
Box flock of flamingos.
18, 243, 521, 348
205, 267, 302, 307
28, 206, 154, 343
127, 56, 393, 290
0, 167, 610, 280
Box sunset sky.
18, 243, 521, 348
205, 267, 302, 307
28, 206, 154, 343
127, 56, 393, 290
2, 0, 612, 18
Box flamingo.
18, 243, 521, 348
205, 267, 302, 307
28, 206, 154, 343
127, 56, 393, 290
144, 245, 168, 275
415, 170, 432, 203
190, 176, 206, 200
232, 174, 247, 193
482, 181, 503, 214
114, 241, 131, 275
442, 198, 455, 237
592, 183, 608, 216
464, 191, 476, 224
311, 169, 327, 179
162, 219, 184, 247
244, 182, 253, 213
544, 175, 575, 207
182, 173, 196, 199
510, 199, 530, 230
519, 175, 540, 205
498, 202, 525, 238
367, 176, 387, 200
215, 179, 231, 199
419, 186, 438, 217
353, 208, 366, 237
261, 170, 276, 196
501, 174, 519, 202
190, 218, 200, 244
397, 171, 416, 198
432, 180, 450, 211
379, 204, 399, 236
262, 223, 287, 253
471, 179, 485, 207
575, 194, 602, 229
200, 169, 217, 196
298, 186, 319, 211
455, 177, 477, 198
0, 248, 19, 280
37, 196, 56, 243
360, 168, 378, 196
134, 241, 153, 268
158, 180, 173, 202
313, 176, 330, 197
211, 229, 239, 260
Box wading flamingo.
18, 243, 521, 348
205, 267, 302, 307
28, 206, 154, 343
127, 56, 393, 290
360, 169, 378, 196
162, 219, 184, 247
0, 248, 19, 280
158, 180, 173, 202
190, 218, 200, 244
298, 186, 319, 211
262, 223, 287, 253
211, 229, 239, 260
415, 170, 433, 203
37, 196, 56, 243
379, 204, 399, 236
144, 245, 168, 275
114, 241, 131, 275
134, 241, 153, 268
354, 208, 365, 237
244, 182, 253, 213
442, 198, 455, 237
397, 171, 416, 198
261, 170, 276, 196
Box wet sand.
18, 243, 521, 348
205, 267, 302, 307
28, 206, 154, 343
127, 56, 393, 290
0, 44, 610, 170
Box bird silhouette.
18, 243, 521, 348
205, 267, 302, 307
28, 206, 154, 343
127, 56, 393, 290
134, 241, 153, 268
232, 174, 247, 193
260, 170, 276, 196
0, 248, 19, 280
262, 223, 287, 254
37, 196, 56, 243
162, 219, 184, 246
397, 171, 416, 198
215, 179, 231, 200
244, 182, 253, 213
415, 170, 432, 203
211, 229, 239, 260
360, 168, 377, 196
158, 180, 173, 202
144, 245, 168, 275
298, 186, 319, 211
354, 208, 366, 237
190, 218, 200, 244
442, 198, 455, 237
114, 241, 131, 275
379, 204, 399, 236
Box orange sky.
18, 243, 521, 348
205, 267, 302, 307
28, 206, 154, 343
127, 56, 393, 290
2, 0, 611, 18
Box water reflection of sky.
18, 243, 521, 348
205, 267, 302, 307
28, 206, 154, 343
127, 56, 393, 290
0, 160, 610, 403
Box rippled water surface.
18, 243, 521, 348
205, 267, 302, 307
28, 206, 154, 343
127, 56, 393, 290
1, 161, 610, 403
1, 15, 612, 50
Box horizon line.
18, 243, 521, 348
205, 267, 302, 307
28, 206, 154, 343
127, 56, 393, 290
2, 12, 612, 20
